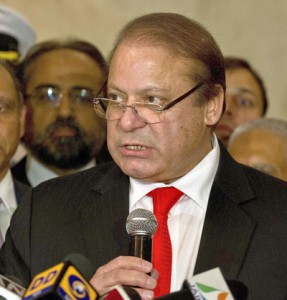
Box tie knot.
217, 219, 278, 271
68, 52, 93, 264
148, 187, 183, 215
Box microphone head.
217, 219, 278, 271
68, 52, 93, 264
126, 208, 157, 237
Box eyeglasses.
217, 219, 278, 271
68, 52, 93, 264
93, 82, 203, 124
26, 86, 97, 107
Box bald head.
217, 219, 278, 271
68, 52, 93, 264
228, 118, 287, 181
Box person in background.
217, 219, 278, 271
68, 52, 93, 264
0, 5, 36, 64
0, 4, 36, 165
215, 56, 268, 146
1, 13, 287, 300
0, 61, 30, 247
11, 39, 111, 187
228, 117, 287, 181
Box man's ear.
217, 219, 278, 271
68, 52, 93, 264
204, 85, 225, 126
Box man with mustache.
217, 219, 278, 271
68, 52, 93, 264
12, 39, 111, 186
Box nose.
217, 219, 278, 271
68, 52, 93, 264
118, 105, 146, 131
224, 95, 235, 116
56, 92, 73, 117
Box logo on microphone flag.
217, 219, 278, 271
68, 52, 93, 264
195, 282, 229, 300
187, 268, 234, 300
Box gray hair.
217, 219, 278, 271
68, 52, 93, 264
229, 117, 287, 146
108, 13, 225, 105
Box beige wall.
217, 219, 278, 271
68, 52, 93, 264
2, 0, 287, 120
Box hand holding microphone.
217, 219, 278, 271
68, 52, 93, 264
90, 209, 158, 300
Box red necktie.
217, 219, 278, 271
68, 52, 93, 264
148, 187, 183, 297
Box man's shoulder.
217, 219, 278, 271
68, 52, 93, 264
216, 143, 287, 203
34, 161, 123, 191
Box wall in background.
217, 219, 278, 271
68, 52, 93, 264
1, 0, 287, 119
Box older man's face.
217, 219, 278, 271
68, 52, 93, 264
0, 66, 25, 180
107, 43, 223, 183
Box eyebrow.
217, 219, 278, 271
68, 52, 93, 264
227, 87, 257, 97
32, 84, 95, 91
33, 84, 59, 90
108, 82, 169, 96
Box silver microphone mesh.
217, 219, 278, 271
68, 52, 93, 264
126, 208, 158, 237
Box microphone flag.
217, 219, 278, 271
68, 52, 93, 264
187, 268, 234, 300
22, 260, 98, 300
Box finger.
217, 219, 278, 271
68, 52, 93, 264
95, 256, 153, 275
90, 268, 157, 293
150, 268, 159, 280
134, 287, 155, 300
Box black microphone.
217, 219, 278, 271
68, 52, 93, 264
126, 208, 157, 262
155, 279, 248, 300
0, 274, 25, 300
155, 289, 195, 300
226, 280, 249, 300
22, 253, 98, 300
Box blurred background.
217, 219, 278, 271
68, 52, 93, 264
2, 0, 287, 119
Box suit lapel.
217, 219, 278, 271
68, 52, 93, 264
81, 164, 130, 268
13, 178, 31, 205
194, 144, 257, 278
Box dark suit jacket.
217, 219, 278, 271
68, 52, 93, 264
13, 177, 31, 204
1, 145, 287, 299
11, 142, 113, 187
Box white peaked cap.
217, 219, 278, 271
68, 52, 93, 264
0, 5, 36, 57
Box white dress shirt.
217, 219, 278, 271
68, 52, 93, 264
0, 170, 18, 241
26, 155, 96, 187
129, 134, 220, 292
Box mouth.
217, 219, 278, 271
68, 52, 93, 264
216, 124, 233, 133
51, 126, 78, 138
119, 143, 151, 157
125, 145, 148, 150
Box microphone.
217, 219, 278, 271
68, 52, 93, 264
99, 285, 141, 300
22, 253, 98, 300
0, 274, 26, 300
182, 267, 249, 300
155, 279, 248, 300
225, 280, 248, 300
155, 288, 195, 300
126, 208, 157, 262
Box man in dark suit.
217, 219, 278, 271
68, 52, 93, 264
0, 61, 30, 247
1, 13, 287, 300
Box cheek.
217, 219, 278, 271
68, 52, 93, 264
235, 109, 261, 124
24, 108, 56, 142
2, 119, 22, 147
77, 113, 107, 136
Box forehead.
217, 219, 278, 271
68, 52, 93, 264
26, 49, 104, 86
0, 65, 18, 100
109, 43, 193, 88
235, 129, 286, 153
226, 68, 263, 97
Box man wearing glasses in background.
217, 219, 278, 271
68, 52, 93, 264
11, 39, 112, 187
1, 13, 287, 300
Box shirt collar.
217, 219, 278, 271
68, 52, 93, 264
0, 170, 17, 211
26, 155, 96, 187
129, 134, 220, 209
